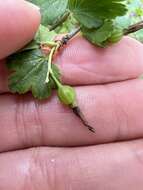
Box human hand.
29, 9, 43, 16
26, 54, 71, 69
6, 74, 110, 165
1, 1, 143, 189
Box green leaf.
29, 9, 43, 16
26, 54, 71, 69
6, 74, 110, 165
7, 23, 61, 100
19, 25, 57, 53
81, 20, 114, 47
7, 49, 60, 100
19, 25, 57, 52
54, 14, 79, 33
20, 40, 39, 52
28, 0, 68, 26
68, 0, 127, 28
35, 25, 57, 43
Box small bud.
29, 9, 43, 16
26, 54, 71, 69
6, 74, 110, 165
108, 29, 124, 43
57, 85, 76, 107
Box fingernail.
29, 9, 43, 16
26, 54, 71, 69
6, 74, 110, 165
26, 1, 40, 11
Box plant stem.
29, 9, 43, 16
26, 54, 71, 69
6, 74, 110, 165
44, 41, 57, 47
49, 11, 70, 31
51, 72, 62, 88
124, 20, 143, 35
45, 43, 63, 88
45, 47, 56, 83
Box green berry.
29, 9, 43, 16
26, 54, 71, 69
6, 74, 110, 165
108, 29, 124, 43
57, 85, 76, 106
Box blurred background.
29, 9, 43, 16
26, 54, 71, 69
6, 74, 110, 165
116, 0, 143, 42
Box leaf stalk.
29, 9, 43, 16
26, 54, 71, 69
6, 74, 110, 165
45, 47, 56, 83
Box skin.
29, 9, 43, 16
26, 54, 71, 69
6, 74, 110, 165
1, 0, 143, 189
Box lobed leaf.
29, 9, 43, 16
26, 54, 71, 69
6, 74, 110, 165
7, 21, 61, 100
68, 0, 127, 28
7, 49, 60, 99
82, 20, 114, 47
28, 0, 68, 26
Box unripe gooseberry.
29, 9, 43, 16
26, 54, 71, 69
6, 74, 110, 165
108, 29, 124, 43
57, 85, 76, 106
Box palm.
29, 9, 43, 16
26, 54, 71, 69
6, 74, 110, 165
0, 1, 143, 189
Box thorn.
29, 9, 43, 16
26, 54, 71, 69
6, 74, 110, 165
72, 106, 95, 133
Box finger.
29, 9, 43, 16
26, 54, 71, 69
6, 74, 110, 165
0, 0, 40, 59
1, 79, 143, 151
56, 36, 143, 85
0, 36, 143, 93
0, 140, 143, 190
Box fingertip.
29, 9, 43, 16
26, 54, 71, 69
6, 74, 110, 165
0, 0, 41, 59
121, 36, 143, 63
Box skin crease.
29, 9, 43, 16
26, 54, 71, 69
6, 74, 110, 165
1, 0, 143, 189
